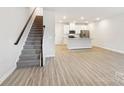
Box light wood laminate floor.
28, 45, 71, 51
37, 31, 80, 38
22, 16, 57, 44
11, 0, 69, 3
1, 45, 124, 86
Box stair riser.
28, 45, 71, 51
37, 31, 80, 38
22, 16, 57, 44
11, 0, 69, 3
31, 28, 43, 29
22, 50, 40, 55
24, 45, 41, 49
27, 36, 41, 39
19, 56, 40, 60
21, 53, 40, 56
30, 30, 43, 32
31, 26, 43, 29
27, 37, 41, 39
29, 32, 42, 34
29, 33, 43, 37
26, 40, 41, 42
30, 30, 42, 32
27, 38, 41, 41
28, 34, 42, 37
25, 43, 41, 46
32, 27, 43, 29
30, 29, 42, 31
17, 62, 40, 68
25, 42, 41, 45
30, 32, 43, 34
17, 16, 43, 68
31, 28, 43, 31
32, 24, 43, 26
32, 24, 42, 25
31, 28, 43, 30
28, 36, 42, 38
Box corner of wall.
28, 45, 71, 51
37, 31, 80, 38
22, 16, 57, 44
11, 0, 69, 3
0, 64, 16, 85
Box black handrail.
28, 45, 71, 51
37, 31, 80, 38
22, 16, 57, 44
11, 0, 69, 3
14, 8, 36, 45
40, 25, 45, 67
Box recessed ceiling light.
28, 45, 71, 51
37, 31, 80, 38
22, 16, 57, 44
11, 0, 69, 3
81, 16, 84, 20
73, 20, 76, 23
63, 16, 66, 19
84, 21, 88, 23
59, 20, 62, 23
96, 17, 100, 21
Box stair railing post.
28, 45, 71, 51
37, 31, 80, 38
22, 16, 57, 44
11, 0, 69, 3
40, 25, 45, 67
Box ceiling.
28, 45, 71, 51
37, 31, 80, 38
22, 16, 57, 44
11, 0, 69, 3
46, 7, 124, 24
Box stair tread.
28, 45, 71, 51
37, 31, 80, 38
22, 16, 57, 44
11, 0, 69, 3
23, 45, 41, 49
21, 49, 40, 54
18, 59, 40, 63
24, 45, 41, 47
22, 48, 40, 50
26, 40, 41, 42
28, 36, 41, 38
20, 53, 40, 56
29, 32, 42, 34
19, 58, 40, 61
17, 60, 40, 68
17, 16, 43, 68
27, 37, 41, 39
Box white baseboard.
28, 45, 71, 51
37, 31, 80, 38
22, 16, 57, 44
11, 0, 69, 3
0, 65, 16, 85
43, 56, 55, 66
94, 45, 124, 54
44, 54, 55, 58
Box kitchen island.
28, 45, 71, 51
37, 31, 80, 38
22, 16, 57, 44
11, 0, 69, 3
67, 38, 92, 49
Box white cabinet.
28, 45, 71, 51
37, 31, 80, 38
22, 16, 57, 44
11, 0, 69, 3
67, 38, 92, 49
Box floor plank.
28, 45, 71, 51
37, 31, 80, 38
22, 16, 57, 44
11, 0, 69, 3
1, 45, 124, 86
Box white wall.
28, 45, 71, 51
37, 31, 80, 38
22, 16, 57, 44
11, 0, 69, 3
90, 14, 124, 54
55, 23, 64, 44
36, 7, 43, 16
89, 23, 96, 45
43, 8, 55, 65
0, 7, 36, 84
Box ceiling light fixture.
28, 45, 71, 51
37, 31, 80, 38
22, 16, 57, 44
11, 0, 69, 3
73, 20, 76, 23
59, 20, 62, 23
81, 16, 84, 20
96, 17, 100, 21
84, 21, 88, 24
63, 16, 66, 19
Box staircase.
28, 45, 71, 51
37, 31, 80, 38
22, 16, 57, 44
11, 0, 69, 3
17, 16, 43, 68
